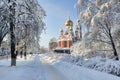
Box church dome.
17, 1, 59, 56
65, 18, 73, 26
60, 29, 63, 32
77, 19, 80, 23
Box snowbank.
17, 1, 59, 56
0, 55, 43, 80
62, 55, 120, 76
53, 60, 120, 80
39, 54, 120, 80
83, 57, 120, 76
44, 53, 120, 76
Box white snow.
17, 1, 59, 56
0, 55, 44, 80
40, 54, 120, 80
0, 54, 119, 80
53, 61, 120, 80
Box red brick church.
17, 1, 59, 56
57, 17, 82, 48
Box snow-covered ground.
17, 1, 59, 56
0, 54, 120, 80
44, 53, 120, 76
0, 55, 44, 80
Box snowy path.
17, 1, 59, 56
42, 63, 67, 80
0, 55, 68, 80
35, 55, 68, 80
40, 58, 68, 80
0, 54, 120, 80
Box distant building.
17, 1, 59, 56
0, 41, 9, 55
40, 47, 48, 54
57, 17, 82, 48
49, 38, 57, 52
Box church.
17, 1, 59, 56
57, 17, 82, 48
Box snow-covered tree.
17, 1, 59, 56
73, 0, 120, 59
15, 0, 46, 54
90, 1, 120, 60
0, 0, 10, 46
0, 0, 46, 66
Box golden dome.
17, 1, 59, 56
65, 18, 73, 26
77, 19, 80, 23
60, 29, 63, 32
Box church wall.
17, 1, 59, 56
61, 41, 65, 48
57, 41, 61, 47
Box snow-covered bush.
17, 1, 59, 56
83, 57, 120, 76
63, 54, 120, 76
71, 41, 107, 58
62, 55, 84, 66
49, 53, 120, 76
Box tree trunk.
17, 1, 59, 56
8, 0, 16, 66
0, 41, 1, 47
109, 33, 119, 60
10, 21, 16, 66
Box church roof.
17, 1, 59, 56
65, 17, 73, 26
50, 38, 57, 43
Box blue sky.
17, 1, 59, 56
38, 0, 78, 48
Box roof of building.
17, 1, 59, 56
58, 35, 73, 41
49, 38, 57, 43
65, 17, 73, 26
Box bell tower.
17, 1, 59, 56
75, 19, 82, 40
60, 29, 64, 36
65, 16, 73, 34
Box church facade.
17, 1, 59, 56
57, 17, 82, 48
